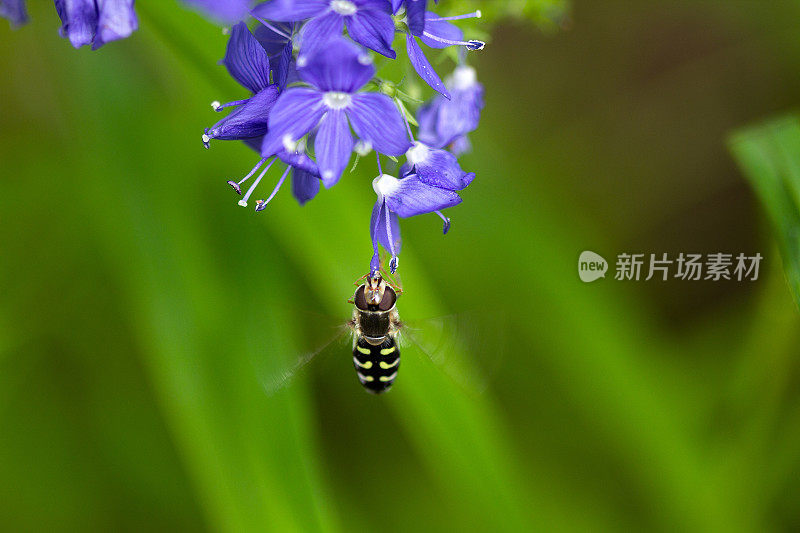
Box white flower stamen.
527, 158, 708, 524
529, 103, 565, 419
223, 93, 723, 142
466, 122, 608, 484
330, 0, 357, 16
239, 160, 274, 207
373, 174, 401, 198
406, 142, 430, 165
323, 91, 352, 110
282, 134, 299, 153
450, 66, 477, 91
355, 140, 373, 156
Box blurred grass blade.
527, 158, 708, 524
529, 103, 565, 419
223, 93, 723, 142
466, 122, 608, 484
729, 115, 800, 310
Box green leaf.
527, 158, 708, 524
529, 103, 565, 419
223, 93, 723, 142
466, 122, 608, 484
729, 115, 800, 310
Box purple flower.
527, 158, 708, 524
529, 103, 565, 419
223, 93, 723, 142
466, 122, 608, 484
369, 172, 464, 273
253, 0, 396, 58
54, 0, 138, 50
402, 141, 474, 189
260, 37, 411, 187
417, 65, 483, 151
202, 22, 282, 145
403, 10, 482, 98
369, 128, 476, 274
181, 0, 252, 23
206, 22, 321, 209
0, 0, 28, 27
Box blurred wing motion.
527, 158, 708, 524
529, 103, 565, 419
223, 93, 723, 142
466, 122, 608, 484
400, 310, 508, 396
259, 313, 352, 397
257, 305, 507, 397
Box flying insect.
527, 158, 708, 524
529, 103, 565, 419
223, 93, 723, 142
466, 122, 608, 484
349, 271, 402, 393
259, 271, 494, 396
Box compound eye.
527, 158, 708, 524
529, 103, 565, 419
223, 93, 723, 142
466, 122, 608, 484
354, 286, 369, 310
378, 286, 396, 311
354, 284, 396, 311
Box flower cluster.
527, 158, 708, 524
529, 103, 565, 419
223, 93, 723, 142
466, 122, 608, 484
1, 0, 486, 275
204, 0, 485, 274
0, 0, 244, 48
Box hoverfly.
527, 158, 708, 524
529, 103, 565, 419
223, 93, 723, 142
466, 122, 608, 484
259, 271, 495, 396
349, 271, 402, 394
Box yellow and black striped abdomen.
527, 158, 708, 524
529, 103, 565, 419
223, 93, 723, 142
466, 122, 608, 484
352, 337, 400, 394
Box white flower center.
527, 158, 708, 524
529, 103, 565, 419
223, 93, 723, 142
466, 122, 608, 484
373, 174, 400, 197
323, 91, 352, 109
450, 66, 477, 91
355, 140, 373, 156
330, 0, 357, 16
406, 142, 430, 165
282, 133, 299, 152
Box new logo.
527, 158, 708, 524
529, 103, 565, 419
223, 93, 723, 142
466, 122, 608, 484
578, 251, 608, 282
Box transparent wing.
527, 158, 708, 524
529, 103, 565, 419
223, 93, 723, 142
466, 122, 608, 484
258, 311, 353, 397
399, 309, 508, 396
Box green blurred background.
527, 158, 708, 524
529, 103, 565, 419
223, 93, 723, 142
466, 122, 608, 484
3, 0, 800, 531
